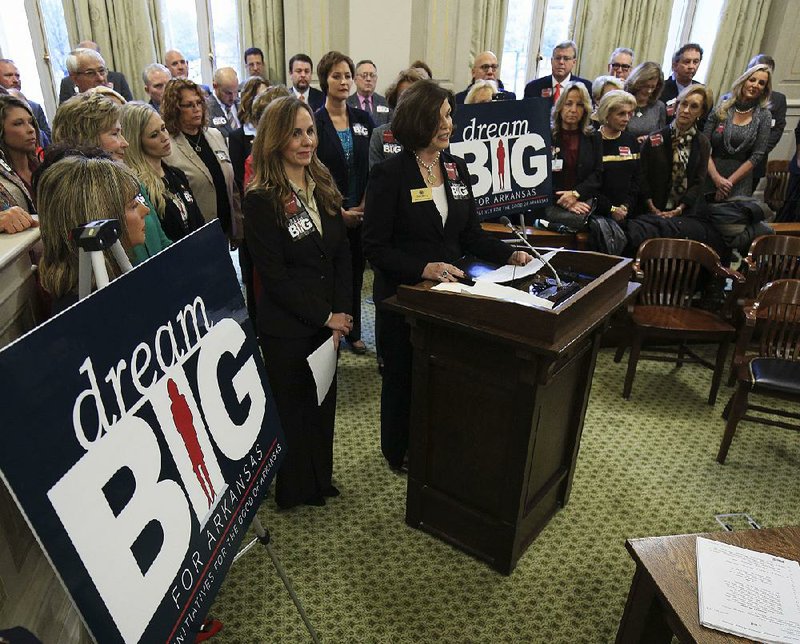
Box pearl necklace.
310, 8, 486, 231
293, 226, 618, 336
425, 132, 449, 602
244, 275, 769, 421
415, 151, 440, 185
600, 125, 621, 140
734, 106, 754, 114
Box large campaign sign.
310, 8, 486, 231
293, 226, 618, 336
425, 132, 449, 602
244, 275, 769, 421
450, 98, 552, 220
0, 222, 284, 643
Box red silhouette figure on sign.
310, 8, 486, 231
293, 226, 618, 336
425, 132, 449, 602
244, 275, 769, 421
496, 139, 506, 190
167, 378, 216, 508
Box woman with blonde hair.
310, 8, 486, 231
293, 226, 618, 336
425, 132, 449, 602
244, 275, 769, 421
704, 63, 772, 200
38, 154, 148, 312
120, 102, 203, 242
244, 95, 352, 509
624, 62, 667, 142
0, 94, 40, 234
544, 81, 602, 231
464, 79, 497, 104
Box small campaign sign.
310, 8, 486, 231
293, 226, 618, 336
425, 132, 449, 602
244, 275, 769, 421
450, 98, 552, 220
0, 222, 285, 643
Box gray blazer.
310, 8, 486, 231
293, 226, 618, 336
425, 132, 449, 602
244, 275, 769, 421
164, 129, 242, 239
205, 95, 240, 141
347, 92, 389, 126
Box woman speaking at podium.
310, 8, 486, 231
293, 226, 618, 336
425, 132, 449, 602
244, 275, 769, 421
244, 96, 353, 509
363, 79, 530, 472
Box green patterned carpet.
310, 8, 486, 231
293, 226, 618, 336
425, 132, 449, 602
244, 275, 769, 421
210, 268, 800, 643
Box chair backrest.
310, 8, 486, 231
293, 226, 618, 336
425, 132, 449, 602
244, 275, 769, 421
765, 160, 790, 212
750, 279, 800, 360
743, 234, 800, 298
634, 238, 723, 308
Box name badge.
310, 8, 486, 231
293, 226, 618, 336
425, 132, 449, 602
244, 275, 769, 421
450, 183, 469, 199
619, 146, 631, 156
286, 212, 316, 241
376, 105, 389, 113
383, 142, 402, 154
666, 100, 676, 117
552, 158, 564, 172
212, 116, 227, 126
353, 123, 369, 136
772, 119, 776, 128
444, 162, 459, 182
649, 133, 663, 147
541, 88, 552, 98
215, 150, 230, 162
410, 187, 433, 203
0, 158, 11, 173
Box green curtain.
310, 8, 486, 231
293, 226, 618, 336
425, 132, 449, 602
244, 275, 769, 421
471, 0, 510, 66
61, 0, 160, 101
703, 0, 773, 106
571, 0, 673, 82
238, 0, 285, 84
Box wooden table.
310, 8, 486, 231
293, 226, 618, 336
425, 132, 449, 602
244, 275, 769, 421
616, 526, 800, 643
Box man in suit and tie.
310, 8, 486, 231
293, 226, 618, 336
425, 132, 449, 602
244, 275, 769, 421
0, 59, 50, 143
660, 43, 704, 116
206, 67, 240, 141
454, 51, 516, 104
523, 40, 591, 104
58, 41, 132, 103
288, 53, 324, 110
347, 60, 389, 126
142, 63, 171, 112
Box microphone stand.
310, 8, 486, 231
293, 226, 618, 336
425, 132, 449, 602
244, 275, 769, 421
500, 217, 563, 287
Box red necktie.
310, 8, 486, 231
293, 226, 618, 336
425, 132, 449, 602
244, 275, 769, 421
554, 83, 561, 102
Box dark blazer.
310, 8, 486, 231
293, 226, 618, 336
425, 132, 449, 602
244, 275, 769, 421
454, 80, 516, 104
206, 95, 239, 141
659, 78, 710, 131
766, 90, 788, 154
28, 100, 51, 142
347, 92, 389, 126
58, 71, 133, 103
523, 74, 592, 103
243, 188, 352, 338
229, 126, 255, 195
292, 86, 325, 111
314, 104, 373, 207
363, 150, 513, 303
551, 129, 603, 198
638, 125, 710, 212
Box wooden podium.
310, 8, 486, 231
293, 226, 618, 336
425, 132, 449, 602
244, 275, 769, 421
385, 250, 636, 574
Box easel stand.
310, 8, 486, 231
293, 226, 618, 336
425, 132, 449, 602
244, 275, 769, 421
73, 221, 319, 644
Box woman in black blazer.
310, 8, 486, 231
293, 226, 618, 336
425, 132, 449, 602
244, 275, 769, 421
314, 50, 373, 354
362, 80, 531, 471
544, 81, 602, 232
243, 96, 353, 509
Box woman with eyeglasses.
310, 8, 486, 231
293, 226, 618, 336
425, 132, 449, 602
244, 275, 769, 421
0, 94, 40, 234
52, 92, 171, 262
624, 62, 667, 143
314, 50, 373, 355
161, 78, 242, 242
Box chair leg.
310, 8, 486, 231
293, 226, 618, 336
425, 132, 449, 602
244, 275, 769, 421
614, 339, 627, 363
623, 332, 642, 400
676, 343, 685, 368
708, 339, 731, 405
717, 382, 749, 464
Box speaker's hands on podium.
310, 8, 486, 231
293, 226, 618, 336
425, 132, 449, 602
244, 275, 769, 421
423, 261, 465, 283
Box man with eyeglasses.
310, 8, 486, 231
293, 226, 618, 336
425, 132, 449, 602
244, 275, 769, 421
454, 51, 515, 104
59, 42, 132, 104
347, 60, 389, 126
608, 47, 634, 80
0, 58, 51, 143
523, 40, 591, 104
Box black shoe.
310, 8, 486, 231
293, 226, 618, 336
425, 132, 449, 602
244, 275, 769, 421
322, 485, 340, 498
349, 339, 368, 355
388, 459, 408, 474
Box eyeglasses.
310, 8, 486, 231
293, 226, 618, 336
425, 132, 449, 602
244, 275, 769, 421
358, 72, 376, 79
611, 63, 632, 71
76, 67, 107, 77
179, 100, 204, 110
479, 64, 499, 72
552, 56, 575, 63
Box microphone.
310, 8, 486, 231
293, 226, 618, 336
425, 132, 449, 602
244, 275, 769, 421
499, 216, 563, 287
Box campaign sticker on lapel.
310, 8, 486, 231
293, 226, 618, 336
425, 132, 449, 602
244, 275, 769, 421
619, 146, 631, 156
214, 150, 230, 163
284, 193, 301, 216
444, 162, 459, 182
649, 133, 664, 147
552, 158, 564, 172
286, 212, 316, 242
353, 123, 369, 137
383, 142, 402, 154
383, 130, 396, 143
450, 182, 469, 200
0, 157, 12, 173
716, 124, 724, 134
212, 116, 227, 126
183, 191, 194, 203
772, 119, 776, 128
410, 187, 433, 203
376, 105, 389, 113
541, 87, 552, 98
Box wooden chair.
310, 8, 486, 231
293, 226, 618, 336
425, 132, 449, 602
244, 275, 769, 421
614, 238, 743, 405
717, 279, 800, 463
764, 160, 790, 213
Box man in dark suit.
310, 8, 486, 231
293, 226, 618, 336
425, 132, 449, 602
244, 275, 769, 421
59, 42, 132, 103
206, 67, 240, 141
142, 63, 171, 112
0, 59, 50, 143
288, 53, 324, 110
455, 51, 516, 104
523, 40, 591, 104
660, 43, 704, 120
347, 60, 389, 126
239, 47, 268, 92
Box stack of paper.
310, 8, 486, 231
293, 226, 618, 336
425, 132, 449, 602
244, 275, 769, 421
697, 537, 800, 643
